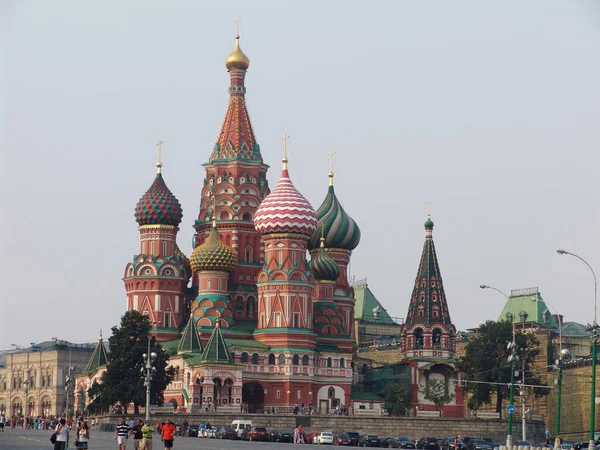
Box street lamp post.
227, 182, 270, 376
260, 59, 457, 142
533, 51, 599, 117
141, 333, 157, 421
557, 249, 598, 450
480, 284, 518, 448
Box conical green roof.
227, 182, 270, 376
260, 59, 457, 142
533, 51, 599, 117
200, 319, 234, 364
177, 316, 203, 354
84, 334, 108, 373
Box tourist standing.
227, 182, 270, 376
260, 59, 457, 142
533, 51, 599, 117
141, 420, 154, 450
115, 417, 130, 450
53, 418, 70, 450
131, 419, 143, 449
161, 419, 176, 449
75, 420, 90, 449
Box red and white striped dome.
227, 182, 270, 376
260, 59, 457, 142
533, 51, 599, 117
254, 164, 318, 236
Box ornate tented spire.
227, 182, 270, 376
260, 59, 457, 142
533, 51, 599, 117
177, 316, 203, 354
404, 215, 452, 327
210, 33, 261, 162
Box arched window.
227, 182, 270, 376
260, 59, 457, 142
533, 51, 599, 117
186, 372, 191, 385
327, 357, 332, 368
247, 296, 256, 318
268, 354, 275, 365
414, 328, 424, 349
302, 355, 309, 366
278, 354, 286, 365
241, 352, 248, 363
242, 212, 251, 221
245, 246, 253, 264
230, 352, 236, 362
251, 353, 259, 364
41, 376, 46, 387
328, 387, 335, 399
340, 358, 345, 368
235, 296, 244, 310
432, 328, 442, 348
292, 354, 299, 365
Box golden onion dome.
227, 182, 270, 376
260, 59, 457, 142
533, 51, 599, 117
190, 220, 237, 272
225, 35, 250, 71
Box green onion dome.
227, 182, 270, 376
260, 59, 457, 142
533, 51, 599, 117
308, 185, 361, 251
309, 238, 340, 282
135, 172, 183, 227
190, 221, 237, 272
424, 215, 434, 229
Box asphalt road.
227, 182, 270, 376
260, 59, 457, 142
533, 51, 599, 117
0, 428, 297, 450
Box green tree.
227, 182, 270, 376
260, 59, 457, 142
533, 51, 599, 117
88, 311, 173, 414
420, 378, 455, 414
457, 320, 547, 413
384, 383, 411, 416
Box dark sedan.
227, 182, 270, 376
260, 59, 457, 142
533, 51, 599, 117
386, 437, 416, 449
417, 438, 441, 450
466, 440, 492, 450
245, 426, 269, 441
216, 426, 237, 440
275, 430, 294, 443
442, 437, 465, 450
335, 433, 352, 446
344, 432, 361, 446
188, 425, 199, 438
360, 435, 382, 447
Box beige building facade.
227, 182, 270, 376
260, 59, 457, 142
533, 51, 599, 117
0, 341, 94, 418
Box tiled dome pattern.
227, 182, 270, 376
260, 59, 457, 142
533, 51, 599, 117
135, 173, 183, 227
190, 224, 237, 272
254, 168, 318, 236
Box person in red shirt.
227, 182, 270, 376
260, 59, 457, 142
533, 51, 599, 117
160, 420, 176, 449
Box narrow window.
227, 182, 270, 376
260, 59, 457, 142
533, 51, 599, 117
292, 354, 299, 365
164, 311, 172, 328
302, 355, 309, 366
163, 241, 168, 256
241, 352, 248, 363
252, 353, 259, 364
278, 354, 285, 365
293, 313, 300, 328
327, 357, 332, 368
245, 246, 253, 263
340, 358, 345, 368
276, 390, 281, 399
268, 354, 275, 365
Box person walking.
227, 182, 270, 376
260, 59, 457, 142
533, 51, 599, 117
53, 418, 70, 450
115, 417, 130, 449
132, 419, 143, 450
554, 435, 563, 450
141, 420, 154, 450
161, 419, 176, 450
75, 420, 90, 449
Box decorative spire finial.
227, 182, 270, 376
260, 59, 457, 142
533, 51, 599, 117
215, 311, 221, 328
328, 150, 336, 186
426, 200, 432, 218
235, 17, 241, 38
156, 139, 164, 173
211, 195, 217, 227
282, 134, 290, 170
99, 328, 103, 341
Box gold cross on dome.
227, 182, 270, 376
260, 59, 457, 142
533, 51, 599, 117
282, 134, 290, 159
156, 139, 164, 163
426, 201, 432, 217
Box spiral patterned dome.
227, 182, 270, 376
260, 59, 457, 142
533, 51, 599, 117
254, 163, 318, 236
308, 185, 361, 251
309, 238, 340, 282
190, 222, 237, 272
135, 173, 183, 227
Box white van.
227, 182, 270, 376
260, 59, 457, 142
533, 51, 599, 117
231, 420, 252, 437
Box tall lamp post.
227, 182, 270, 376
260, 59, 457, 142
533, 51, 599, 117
141, 333, 157, 421
480, 284, 518, 448
531, 297, 570, 437
557, 249, 598, 450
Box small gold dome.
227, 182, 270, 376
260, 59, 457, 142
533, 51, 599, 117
225, 35, 250, 71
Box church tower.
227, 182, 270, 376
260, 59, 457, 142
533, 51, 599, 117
308, 157, 361, 338
193, 34, 270, 324
253, 153, 319, 348
124, 149, 191, 341
401, 215, 456, 359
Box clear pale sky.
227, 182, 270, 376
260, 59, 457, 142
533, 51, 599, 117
1, 1, 599, 349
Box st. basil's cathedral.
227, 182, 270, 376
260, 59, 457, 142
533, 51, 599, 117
75, 33, 464, 416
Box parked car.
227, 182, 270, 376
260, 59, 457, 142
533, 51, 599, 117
316, 432, 335, 445
335, 433, 353, 446
442, 437, 465, 450
492, 443, 503, 450
245, 426, 269, 442
360, 435, 382, 447
384, 437, 416, 449
275, 430, 294, 443
344, 432, 361, 447
216, 426, 237, 440
306, 432, 319, 444
481, 439, 494, 447
514, 442, 531, 448
465, 440, 492, 450
417, 438, 441, 450
231, 420, 252, 438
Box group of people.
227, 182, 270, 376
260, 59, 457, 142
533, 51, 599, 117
50, 416, 90, 450
293, 425, 306, 443
115, 416, 177, 450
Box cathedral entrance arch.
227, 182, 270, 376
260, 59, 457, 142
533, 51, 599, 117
316, 385, 345, 414
242, 382, 264, 413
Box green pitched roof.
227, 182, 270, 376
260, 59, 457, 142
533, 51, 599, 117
350, 388, 384, 401
200, 322, 234, 364
498, 288, 559, 328
161, 338, 181, 356
84, 337, 109, 373
177, 317, 203, 354
353, 281, 395, 324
